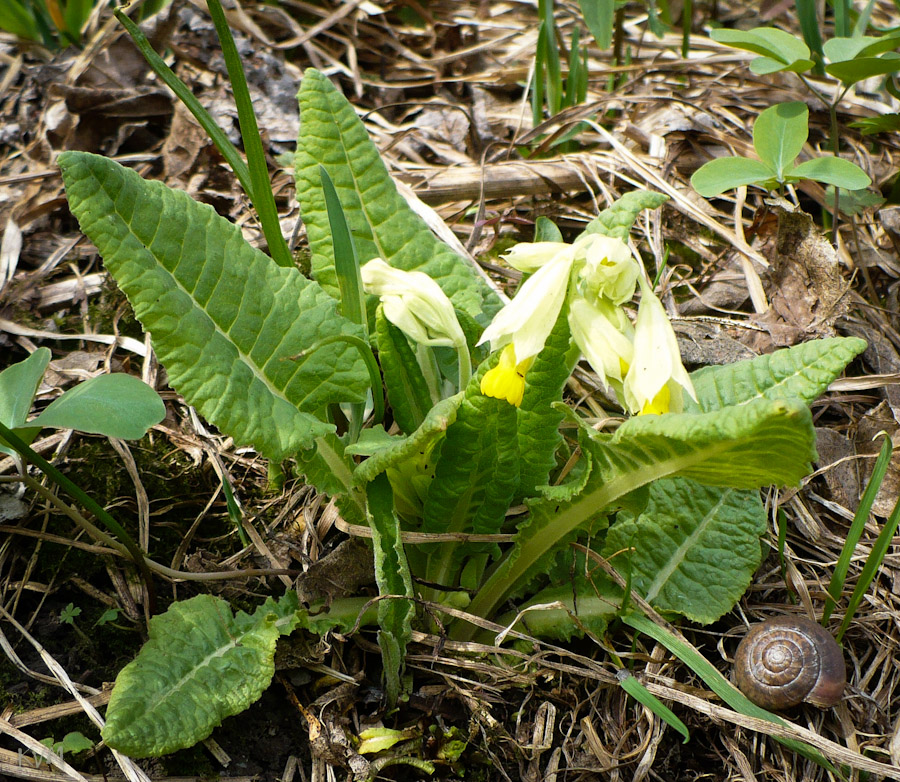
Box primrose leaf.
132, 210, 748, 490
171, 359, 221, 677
686, 336, 867, 412
295, 68, 501, 324
0, 348, 50, 457
366, 473, 415, 706
102, 593, 301, 757
604, 478, 766, 624
28, 374, 164, 440
753, 102, 808, 178
462, 396, 816, 625
789, 156, 872, 190
826, 52, 900, 83
421, 365, 519, 589
353, 392, 463, 486
59, 151, 370, 461
690, 157, 775, 197
516, 304, 579, 499
583, 190, 669, 240
711, 27, 811, 69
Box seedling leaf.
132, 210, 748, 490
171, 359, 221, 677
789, 157, 872, 189
753, 102, 808, 179
690, 157, 775, 197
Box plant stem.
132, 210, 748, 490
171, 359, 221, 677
204, 0, 293, 268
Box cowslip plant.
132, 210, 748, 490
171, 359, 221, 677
691, 101, 871, 197
55, 30, 867, 764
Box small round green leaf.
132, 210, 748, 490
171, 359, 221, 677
753, 102, 808, 178
28, 374, 165, 440
711, 27, 810, 64
690, 157, 775, 197
825, 53, 900, 84
789, 156, 872, 190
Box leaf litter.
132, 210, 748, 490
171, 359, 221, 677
1, 0, 900, 780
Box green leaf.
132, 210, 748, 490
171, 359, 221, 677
617, 672, 690, 743
459, 397, 816, 630
59, 151, 370, 461
534, 215, 563, 243
849, 112, 900, 135
753, 102, 808, 179
823, 33, 900, 63
295, 69, 501, 324
583, 191, 669, 240
686, 337, 867, 413
789, 157, 873, 190
578, 0, 615, 49
28, 374, 165, 440
710, 27, 811, 67
0, 0, 41, 41
516, 304, 578, 499
749, 56, 816, 75
690, 157, 776, 197
366, 473, 415, 706
604, 478, 766, 623
376, 307, 434, 435
0, 348, 50, 457
353, 393, 463, 486
102, 593, 301, 757
825, 52, 900, 83
422, 369, 519, 589
497, 578, 621, 641
55, 732, 94, 755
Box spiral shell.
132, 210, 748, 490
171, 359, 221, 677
733, 616, 846, 710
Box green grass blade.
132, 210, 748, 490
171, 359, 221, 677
837, 492, 900, 642
622, 613, 835, 770
113, 9, 252, 197
540, 0, 563, 115
617, 671, 690, 743
532, 20, 547, 127
204, 0, 292, 268
578, 0, 614, 49
681, 0, 691, 58
824, 434, 892, 622
319, 166, 367, 332
794, 0, 825, 73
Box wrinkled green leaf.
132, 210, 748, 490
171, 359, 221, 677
690, 157, 776, 197
584, 190, 669, 240
367, 473, 414, 706
102, 593, 301, 757
753, 102, 807, 178
59, 151, 369, 461
353, 393, 463, 486
28, 374, 164, 440
789, 156, 872, 189
297, 433, 366, 525
604, 478, 765, 623
686, 337, 866, 412
516, 304, 578, 499
461, 396, 816, 628
295, 69, 500, 324
422, 367, 519, 589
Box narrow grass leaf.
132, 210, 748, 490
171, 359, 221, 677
825, 434, 893, 622
837, 491, 900, 642
376, 307, 433, 435
617, 671, 690, 743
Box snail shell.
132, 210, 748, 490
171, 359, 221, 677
733, 616, 846, 710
